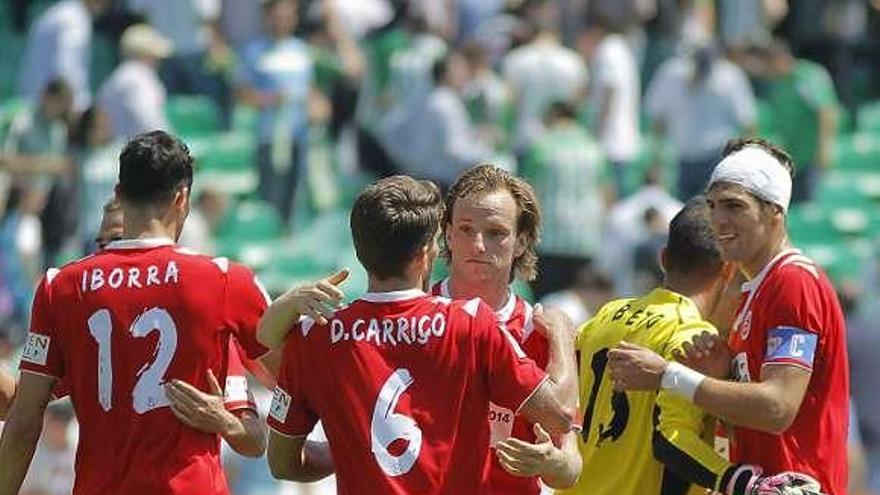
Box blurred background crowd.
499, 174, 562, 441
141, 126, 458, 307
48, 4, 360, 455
1, 0, 879, 494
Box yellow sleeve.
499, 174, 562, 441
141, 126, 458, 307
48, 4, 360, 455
654, 322, 734, 492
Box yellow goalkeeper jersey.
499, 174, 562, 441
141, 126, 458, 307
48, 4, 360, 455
558, 288, 732, 495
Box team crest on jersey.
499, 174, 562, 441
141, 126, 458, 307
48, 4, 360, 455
22, 333, 51, 366
739, 310, 752, 340
269, 387, 292, 423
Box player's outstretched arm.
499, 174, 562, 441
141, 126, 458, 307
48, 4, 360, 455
267, 431, 334, 482
0, 371, 56, 495
533, 305, 579, 411
165, 370, 267, 457
495, 424, 581, 489
609, 342, 812, 434
0, 367, 15, 419
257, 269, 349, 349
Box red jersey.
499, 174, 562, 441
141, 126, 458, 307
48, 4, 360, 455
728, 249, 849, 494
267, 289, 547, 495
432, 278, 550, 494
19, 239, 269, 495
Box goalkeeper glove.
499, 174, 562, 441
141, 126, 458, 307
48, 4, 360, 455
722, 464, 824, 495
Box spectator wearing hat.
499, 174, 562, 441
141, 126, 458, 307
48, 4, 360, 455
98, 24, 174, 140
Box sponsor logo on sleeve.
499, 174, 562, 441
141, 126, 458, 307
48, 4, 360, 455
225, 375, 250, 404
22, 333, 51, 366
269, 387, 292, 423
732, 352, 751, 383
488, 402, 515, 446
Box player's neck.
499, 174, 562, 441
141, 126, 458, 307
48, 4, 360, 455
447, 276, 509, 311
123, 217, 178, 243
367, 275, 424, 294
741, 234, 791, 280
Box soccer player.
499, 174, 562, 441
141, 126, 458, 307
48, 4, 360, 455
264, 175, 575, 493
88, 196, 268, 457
437, 164, 579, 492
505, 196, 813, 495
257, 164, 582, 492
0, 131, 272, 494
608, 138, 849, 494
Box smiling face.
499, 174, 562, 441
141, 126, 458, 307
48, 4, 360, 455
446, 189, 525, 288
706, 182, 785, 275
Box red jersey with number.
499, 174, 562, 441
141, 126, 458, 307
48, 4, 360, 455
19, 239, 269, 495
267, 289, 547, 495
728, 249, 848, 495
432, 279, 549, 494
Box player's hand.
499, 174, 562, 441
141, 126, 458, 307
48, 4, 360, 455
494, 424, 561, 478
533, 304, 576, 345
280, 269, 349, 325
673, 331, 732, 379
723, 464, 824, 495
607, 342, 668, 391
165, 369, 239, 436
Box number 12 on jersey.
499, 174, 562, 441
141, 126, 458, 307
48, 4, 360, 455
87, 307, 179, 414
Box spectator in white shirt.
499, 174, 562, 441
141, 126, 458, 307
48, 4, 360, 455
501, 1, 588, 151
17, 0, 110, 113
386, 52, 493, 190
645, 44, 757, 200
129, 0, 233, 129
580, 18, 641, 195
20, 401, 76, 495
98, 24, 174, 140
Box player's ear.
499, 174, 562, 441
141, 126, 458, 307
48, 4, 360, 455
720, 261, 736, 285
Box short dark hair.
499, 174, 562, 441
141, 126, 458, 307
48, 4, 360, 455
665, 196, 723, 281
350, 176, 444, 280
721, 137, 795, 177
442, 164, 542, 281
118, 131, 194, 206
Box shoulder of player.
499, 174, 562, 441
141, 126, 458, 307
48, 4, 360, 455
764, 253, 828, 296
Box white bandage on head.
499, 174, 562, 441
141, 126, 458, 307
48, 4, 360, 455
708, 146, 792, 213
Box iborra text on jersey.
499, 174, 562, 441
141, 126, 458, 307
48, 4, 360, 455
328, 312, 446, 346
81, 261, 180, 292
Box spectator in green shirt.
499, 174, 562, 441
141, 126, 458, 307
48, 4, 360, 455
761, 40, 838, 203
520, 101, 612, 299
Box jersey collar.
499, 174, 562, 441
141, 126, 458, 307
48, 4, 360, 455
361, 289, 427, 303
104, 238, 176, 250
439, 277, 516, 321
647, 288, 702, 321
740, 248, 801, 293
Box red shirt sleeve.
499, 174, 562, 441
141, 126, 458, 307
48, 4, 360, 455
266, 335, 318, 437
19, 272, 64, 380
224, 339, 256, 413
473, 301, 547, 413
759, 267, 825, 336
224, 263, 270, 360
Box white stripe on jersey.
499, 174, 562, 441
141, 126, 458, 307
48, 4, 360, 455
463, 298, 481, 317
211, 256, 230, 273
499, 325, 527, 359
46, 268, 60, 285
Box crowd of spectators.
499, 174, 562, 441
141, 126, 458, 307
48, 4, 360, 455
2, 0, 880, 494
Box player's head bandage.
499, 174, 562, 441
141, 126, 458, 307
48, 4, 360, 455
708, 146, 792, 213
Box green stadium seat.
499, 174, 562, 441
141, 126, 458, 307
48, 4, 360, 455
167, 95, 220, 138
189, 131, 257, 196
788, 205, 836, 244
216, 200, 283, 242
815, 172, 876, 207
856, 100, 880, 133
833, 133, 880, 172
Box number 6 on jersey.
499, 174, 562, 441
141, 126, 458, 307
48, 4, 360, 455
371, 368, 422, 476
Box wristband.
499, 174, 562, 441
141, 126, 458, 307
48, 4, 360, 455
660, 361, 706, 401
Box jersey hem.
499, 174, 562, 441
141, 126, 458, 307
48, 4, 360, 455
268, 424, 310, 439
